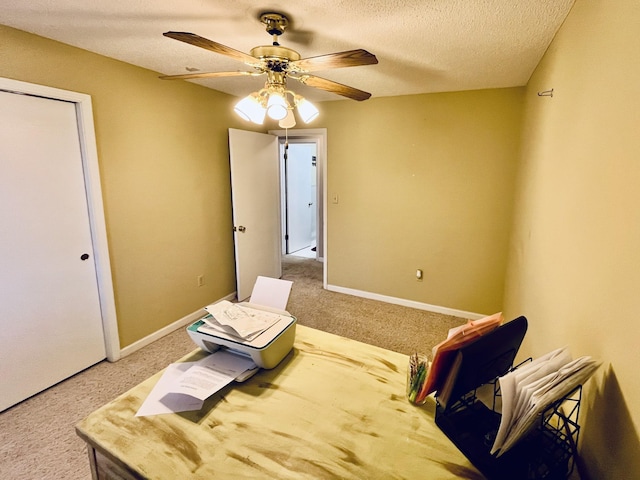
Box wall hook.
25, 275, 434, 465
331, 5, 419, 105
537, 89, 554, 97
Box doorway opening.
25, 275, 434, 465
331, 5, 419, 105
269, 128, 327, 288
281, 141, 317, 258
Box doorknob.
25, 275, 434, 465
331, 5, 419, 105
234, 226, 247, 233
80, 253, 90, 261
308, 202, 313, 207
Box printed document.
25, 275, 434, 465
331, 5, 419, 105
491, 351, 600, 456
136, 350, 257, 416
203, 300, 282, 340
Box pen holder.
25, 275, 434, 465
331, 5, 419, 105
407, 353, 431, 405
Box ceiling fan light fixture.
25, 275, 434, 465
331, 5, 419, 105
266, 92, 288, 121
279, 109, 297, 129
234, 93, 266, 124
295, 96, 319, 123
162, 13, 377, 111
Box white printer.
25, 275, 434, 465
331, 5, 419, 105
187, 302, 296, 369
186, 277, 296, 380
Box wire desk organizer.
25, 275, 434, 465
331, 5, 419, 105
433, 316, 582, 480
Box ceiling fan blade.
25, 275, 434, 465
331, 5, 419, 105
291, 49, 378, 72
163, 31, 258, 65
293, 75, 372, 101
159, 71, 262, 80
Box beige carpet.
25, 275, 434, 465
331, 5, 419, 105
0, 256, 466, 480
282, 255, 466, 355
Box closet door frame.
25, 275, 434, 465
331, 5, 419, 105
0, 76, 120, 361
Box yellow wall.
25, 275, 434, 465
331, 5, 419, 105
6, 8, 638, 473
0, 25, 246, 347
503, 0, 640, 476
320, 89, 523, 314
0, 22, 525, 342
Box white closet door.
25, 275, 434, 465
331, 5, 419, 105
0, 90, 106, 411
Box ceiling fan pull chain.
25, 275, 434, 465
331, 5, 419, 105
284, 136, 289, 161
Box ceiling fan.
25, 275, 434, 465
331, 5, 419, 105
160, 12, 378, 126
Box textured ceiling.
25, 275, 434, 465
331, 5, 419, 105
0, 0, 575, 102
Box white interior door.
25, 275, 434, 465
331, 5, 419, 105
285, 143, 316, 253
0, 90, 107, 411
228, 129, 281, 301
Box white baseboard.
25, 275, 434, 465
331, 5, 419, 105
326, 284, 485, 320
118, 292, 236, 359
117, 287, 482, 360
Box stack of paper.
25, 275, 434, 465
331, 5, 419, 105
136, 350, 257, 417
202, 300, 281, 341
423, 312, 504, 396
491, 348, 601, 456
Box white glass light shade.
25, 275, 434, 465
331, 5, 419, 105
279, 109, 296, 129
234, 94, 266, 124
266, 92, 288, 120
296, 97, 319, 123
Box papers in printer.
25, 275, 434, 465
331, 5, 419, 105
203, 300, 281, 340
135, 350, 256, 416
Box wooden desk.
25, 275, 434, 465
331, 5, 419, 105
76, 326, 483, 479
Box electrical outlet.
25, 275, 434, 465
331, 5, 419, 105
197, 275, 205, 287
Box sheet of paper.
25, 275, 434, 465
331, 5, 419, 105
172, 350, 257, 401
492, 354, 601, 456
204, 301, 281, 339
249, 276, 293, 310
136, 362, 203, 416
498, 359, 600, 456
135, 351, 257, 417
202, 300, 281, 341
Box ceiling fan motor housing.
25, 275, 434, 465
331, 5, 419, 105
260, 12, 289, 37
250, 45, 301, 66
